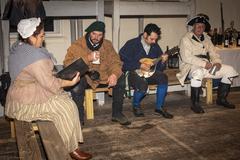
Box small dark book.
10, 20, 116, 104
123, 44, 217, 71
56, 58, 89, 80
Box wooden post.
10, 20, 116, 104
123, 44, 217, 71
70, 19, 77, 43
1, 0, 10, 72
112, 0, 120, 51
0, 18, 4, 73
186, 0, 196, 31
138, 18, 144, 34
97, 0, 104, 22
77, 19, 83, 38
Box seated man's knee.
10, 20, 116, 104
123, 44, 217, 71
71, 77, 88, 94
157, 73, 168, 85
153, 72, 168, 85
115, 74, 126, 89
190, 69, 204, 87
191, 68, 204, 81
220, 64, 238, 77
190, 78, 202, 87
138, 82, 148, 92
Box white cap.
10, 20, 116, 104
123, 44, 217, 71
17, 18, 41, 39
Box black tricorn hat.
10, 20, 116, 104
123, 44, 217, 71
187, 15, 211, 32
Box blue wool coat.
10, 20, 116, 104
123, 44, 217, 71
119, 34, 166, 72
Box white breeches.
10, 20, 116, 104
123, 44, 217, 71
189, 64, 239, 87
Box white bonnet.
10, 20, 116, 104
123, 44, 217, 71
17, 18, 41, 39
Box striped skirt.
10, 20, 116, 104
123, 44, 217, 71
5, 93, 83, 152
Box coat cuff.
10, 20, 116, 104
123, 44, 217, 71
111, 69, 122, 79
212, 59, 222, 64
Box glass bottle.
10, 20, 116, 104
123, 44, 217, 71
212, 28, 218, 45
237, 32, 240, 47
224, 32, 229, 48
229, 32, 233, 46
217, 27, 223, 45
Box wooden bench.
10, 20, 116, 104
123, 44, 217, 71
164, 69, 213, 104
10, 120, 71, 160
84, 69, 213, 120
84, 87, 112, 120
139, 79, 212, 105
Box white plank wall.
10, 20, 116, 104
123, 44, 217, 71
105, 0, 195, 50
0, 0, 104, 73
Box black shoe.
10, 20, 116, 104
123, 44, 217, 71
191, 101, 205, 114
191, 87, 205, 114
216, 99, 235, 109
155, 108, 173, 119
216, 82, 235, 109
112, 114, 131, 125
133, 107, 144, 117
81, 121, 84, 126
191, 104, 205, 113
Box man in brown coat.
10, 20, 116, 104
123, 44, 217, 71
64, 21, 131, 125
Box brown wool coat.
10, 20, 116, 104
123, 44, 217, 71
63, 35, 123, 89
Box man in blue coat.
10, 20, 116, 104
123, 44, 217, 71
119, 23, 173, 119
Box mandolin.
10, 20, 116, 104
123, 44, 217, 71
135, 46, 179, 78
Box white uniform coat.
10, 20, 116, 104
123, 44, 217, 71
177, 32, 222, 86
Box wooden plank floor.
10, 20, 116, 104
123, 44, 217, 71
1, 89, 240, 160
82, 89, 240, 160
0, 117, 19, 160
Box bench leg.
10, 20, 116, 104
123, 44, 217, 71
206, 79, 213, 104
185, 83, 191, 97
84, 89, 94, 120
10, 120, 15, 138
14, 120, 42, 159
96, 92, 105, 106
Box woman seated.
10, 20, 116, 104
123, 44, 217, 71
5, 17, 92, 160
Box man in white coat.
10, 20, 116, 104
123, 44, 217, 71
177, 15, 239, 113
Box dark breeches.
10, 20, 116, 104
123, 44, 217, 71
128, 71, 168, 93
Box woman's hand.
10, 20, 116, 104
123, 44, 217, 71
71, 72, 81, 85
61, 72, 80, 88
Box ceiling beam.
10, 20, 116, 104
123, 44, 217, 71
43, 1, 100, 17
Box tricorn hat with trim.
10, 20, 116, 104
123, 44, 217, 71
187, 15, 211, 32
